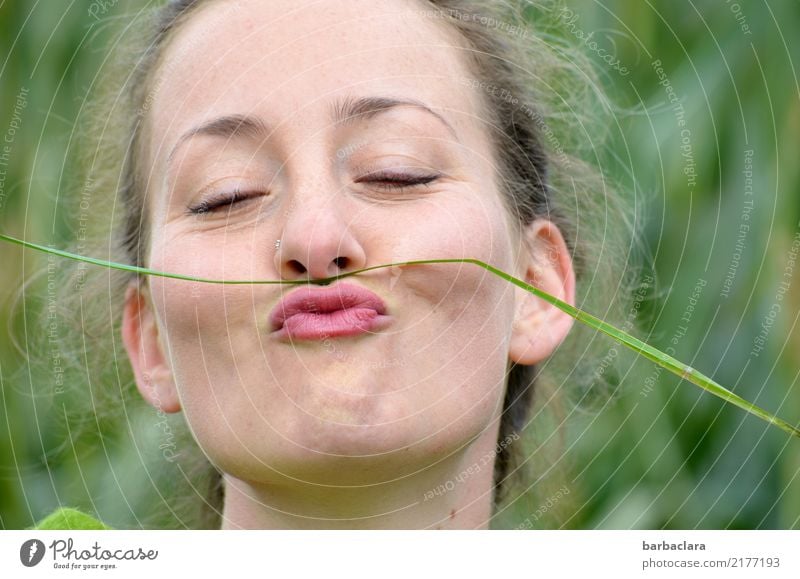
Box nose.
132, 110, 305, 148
274, 190, 367, 282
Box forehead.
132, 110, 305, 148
149, 0, 482, 158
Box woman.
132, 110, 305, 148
42, 0, 628, 529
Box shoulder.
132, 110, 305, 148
32, 507, 111, 530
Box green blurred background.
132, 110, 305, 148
1, 0, 799, 529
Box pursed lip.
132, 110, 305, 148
269, 282, 391, 341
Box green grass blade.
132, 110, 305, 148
2, 233, 797, 438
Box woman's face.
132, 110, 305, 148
124, 0, 573, 485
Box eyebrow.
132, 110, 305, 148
165, 95, 460, 169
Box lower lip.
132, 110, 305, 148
273, 308, 392, 341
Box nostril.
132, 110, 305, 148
333, 257, 348, 269
287, 259, 306, 275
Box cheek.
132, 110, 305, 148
389, 189, 517, 322
146, 271, 269, 462
406, 185, 515, 267
146, 233, 268, 391
379, 191, 518, 400
149, 225, 265, 279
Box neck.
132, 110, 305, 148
219, 427, 501, 529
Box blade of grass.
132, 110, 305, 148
2, 232, 798, 438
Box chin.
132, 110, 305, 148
203, 410, 485, 487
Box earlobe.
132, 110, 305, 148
508, 220, 576, 366
121, 283, 181, 413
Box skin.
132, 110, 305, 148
121, 0, 575, 529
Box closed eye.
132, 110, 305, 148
355, 170, 440, 190
187, 189, 265, 215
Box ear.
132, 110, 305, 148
508, 219, 576, 366
122, 283, 181, 413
